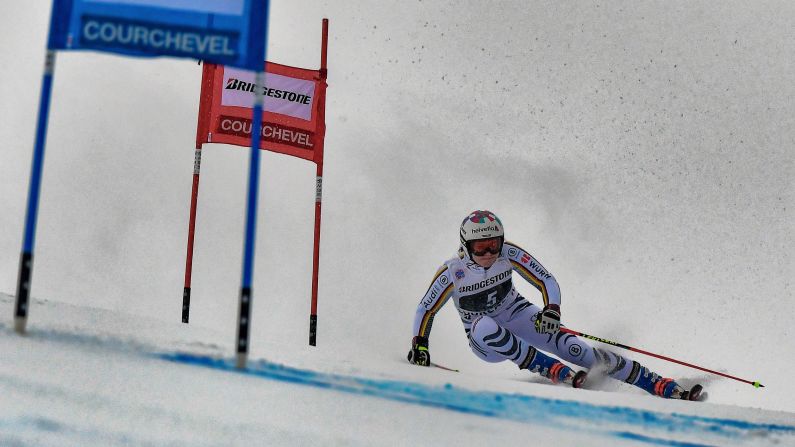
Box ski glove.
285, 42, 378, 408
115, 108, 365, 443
407, 336, 431, 366
535, 304, 561, 334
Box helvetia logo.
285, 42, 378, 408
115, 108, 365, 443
471, 225, 499, 234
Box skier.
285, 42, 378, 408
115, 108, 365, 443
407, 210, 701, 400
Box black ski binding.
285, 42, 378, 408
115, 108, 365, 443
681, 384, 704, 401
572, 370, 588, 389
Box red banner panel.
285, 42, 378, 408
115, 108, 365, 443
195, 61, 327, 162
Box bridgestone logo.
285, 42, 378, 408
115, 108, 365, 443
226, 78, 312, 105
458, 270, 512, 293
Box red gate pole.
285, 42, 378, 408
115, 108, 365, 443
182, 146, 201, 323
183, 62, 216, 323
309, 18, 329, 346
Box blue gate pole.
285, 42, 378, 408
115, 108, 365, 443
235, 70, 265, 369
15, 50, 57, 334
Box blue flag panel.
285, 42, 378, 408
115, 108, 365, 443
48, 0, 267, 71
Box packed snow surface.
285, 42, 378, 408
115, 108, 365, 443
2, 294, 793, 446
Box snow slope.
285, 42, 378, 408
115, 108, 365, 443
2, 293, 794, 446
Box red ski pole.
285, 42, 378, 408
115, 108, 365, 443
560, 327, 764, 388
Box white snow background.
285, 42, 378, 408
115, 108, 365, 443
1, 1, 793, 445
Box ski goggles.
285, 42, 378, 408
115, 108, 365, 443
470, 237, 501, 256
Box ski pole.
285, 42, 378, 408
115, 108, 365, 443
430, 362, 459, 373
560, 327, 764, 388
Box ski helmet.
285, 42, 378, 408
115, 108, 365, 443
459, 210, 504, 257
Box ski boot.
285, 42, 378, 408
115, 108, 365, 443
623, 362, 705, 400
653, 378, 705, 401
548, 362, 588, 389
521, 348, 587, 388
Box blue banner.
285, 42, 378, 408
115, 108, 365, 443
48, 0, 267, 71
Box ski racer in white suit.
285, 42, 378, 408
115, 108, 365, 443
408, 210, 696, 399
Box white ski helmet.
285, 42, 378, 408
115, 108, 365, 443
459, 210, 504, 257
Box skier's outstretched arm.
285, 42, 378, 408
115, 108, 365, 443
505, 241, 562, 334
408, 265, 453, 366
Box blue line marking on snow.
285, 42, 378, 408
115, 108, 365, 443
158, 352, 795, 446
611, 431, 713, 447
